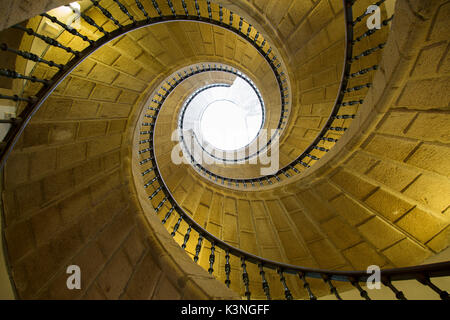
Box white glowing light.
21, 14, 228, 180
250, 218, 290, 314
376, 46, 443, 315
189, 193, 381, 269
201, 100, 260, 150
182, 76, 263, 151
69, 2, 81, 12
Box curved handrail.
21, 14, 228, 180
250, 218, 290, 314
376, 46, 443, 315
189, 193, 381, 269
178, 70, 272, 163
138, 0, 450, 300
144, 87, 450, 299
0, 0, 447, 301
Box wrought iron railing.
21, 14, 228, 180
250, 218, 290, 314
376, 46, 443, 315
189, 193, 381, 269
0, 0, 289, 170
177, 69, 269, 164
138, 0, 450, 300
144, 142, 450, 300
0, 0, 448, 300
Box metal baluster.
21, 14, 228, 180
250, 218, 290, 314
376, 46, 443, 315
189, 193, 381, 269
139, 156, 153, 164
246, 24, 252, 37
0, 68, 49, 85
260, 39, 266, 49
155, 197, 167, 212
351, 43, 385, 62
181, 225, 191, 249
381, 277, 406, 300
349, 278, 371, 300
417, 275, 449, 300
306, 154, 320, 160
338, 99, 364, 107
151, 0, 162, 17
241, 257, 251, 300
289, 165, 300, 174
229, 11, 233, 26
278, 269, 293, 300
208, 242, 215, 274
334, 114, 355, 119
181, 0, 189, 16
321, 136, 339, 143
1, 43, 64, 69
238, 17, 243, 32
298, 160, 311, 168
12, 24, 80, 56
223, 250, 231, 287
162, 207, 174, 224
152, 98, 162, 105
194, 0, 200, 17
40, 13, 94, 45
112, 0, 136, 23
149, 186, 162, 200
167, 0, 176, 16
328, 126, 347, 132
282, 170, 291, 178
322, 275, 342, 300
207, 1, 212, 20
254, 31, 259, 44
139, 138, 152, 144
343, 82, 372, 93
298, 272, 317, 300
142, 167, 154, 176
219, 5, 223, 22
0, 118, 22, 125
353, 29, 376, 44
68, 5, 109, 36
348, 65, 378, 79
258, 264, 271, 300
194, 235, 203, 263
0, 94, 35, 103
90, 0, 124, 28
352, 0, 386, 25
352, 15, 393, 44
160, 86, 169, 94
313, 146, 329, 152
144, 176, 158, 188
171, 216, 182, 236
135, 0, 150, 21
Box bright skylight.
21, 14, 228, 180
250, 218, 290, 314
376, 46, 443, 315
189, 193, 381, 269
200, 99, 261, 150
180, 73, 264, 156
197, 78, 263, 151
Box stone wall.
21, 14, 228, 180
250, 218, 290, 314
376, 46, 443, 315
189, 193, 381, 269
139, 0, 449, 299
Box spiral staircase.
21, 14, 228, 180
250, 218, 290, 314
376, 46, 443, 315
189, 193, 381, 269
0, 0, 449, 300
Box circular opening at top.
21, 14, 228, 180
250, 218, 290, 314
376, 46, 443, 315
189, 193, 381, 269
179, 70, 265, 159
200, 99, 261, 151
